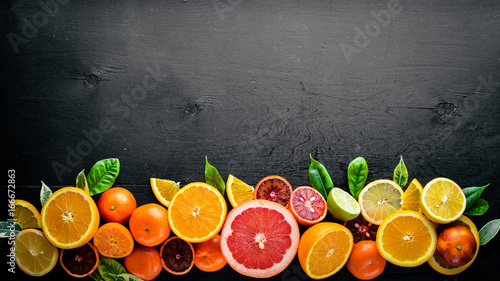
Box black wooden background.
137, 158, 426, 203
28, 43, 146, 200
1, 0, 500, 280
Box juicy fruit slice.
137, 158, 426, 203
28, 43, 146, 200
60, 242, 99, 278
93, 222, 134, 258
160, 236, 195, 275
150, 178, 180, 207
437, 225, 477, 267
358, 180, 403, 225
346, 240, 386, 280
41, 187, 100, 249
428, 215, 480, 275
220, 200, 300, 278
124, 244, 162, 281
15, 229, 58, 277
298, 222, 354, 279
402, 178, 423, 212
421, 177, 466, 224
327, 187, 361, 221
168, 182, 227, 243
344, 215, 379, 243
254, 175, 293, 207
194, 234, 227, 272
227, 174, 254, 208
376, 210, 437, 267
288, 186, 327, 225
13, 199, 41, 229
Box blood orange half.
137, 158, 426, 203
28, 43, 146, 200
288, 186, 327, 225
220, 200, 300, 278
254, 175, 293, 207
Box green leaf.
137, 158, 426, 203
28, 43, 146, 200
393, 155, 408, 188
204, 156, 225, 196
98, 257, 127, 281
116, 274, 144, 281
76, 169, 90, 194
479, 219, 500, 245
347, 157, 368, 200
308, 154, 333, 199
0, 221, 22, 238
40, 181, 52, 207
464, 198, 489, 216
463, 183, 489, 210
90, 271, 105, 281
87, 158, 120, 196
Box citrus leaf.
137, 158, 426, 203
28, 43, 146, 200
116, 273, 144, 281
479, 219, 500, 245
90, 271, 105, 281
464, 198, 489, 216
393, 155, 408, 188
0, 221, 22, 238
347, 157, 368, 200
98, 257, 127, 281
87, 158, 120, 196
463, 183, 489, 210
40, 181, 52, 207
308, 154, 333, 199
76, 169, 90, 194
205, 156, 225, 196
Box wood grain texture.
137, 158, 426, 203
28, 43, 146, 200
1, 0, 500, 280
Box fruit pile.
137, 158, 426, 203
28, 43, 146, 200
5, 157, 499, 280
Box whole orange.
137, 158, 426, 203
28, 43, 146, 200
124, 244, 162, 281
129, 203, 170, 247
346, 240, 386, 280
437, 225, 477, 267
194, 234, 227, 272
97, 187, 137, 224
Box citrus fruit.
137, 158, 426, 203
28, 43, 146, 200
60, 242, 99, 278
15, 229, 58, 277
129, 203, 170, 246
227, 174, 254, 208
150, 178, 180, 207
288, 186, 327, 225
402, 178, 423, 212
421, 177, 466, 224
344, 215, 379, 243
41, 187, 100, 249
124, 244, 162, 281
376, 210, 437, 267
253, 175, 293, 207
97, 187, 137, 224
220, 200, 300, 278
428, 215, 480, 275
93, 222, 134, 258
160, 236, 195, 275
168, 182, 227, 243
327, 187, 361, 221
298, 222, 353, 279
194, 234, 227, 272
437, 225, 477, 267
346, 240, 386, 280
13, 199, 41, 229
358, 179, 403, 225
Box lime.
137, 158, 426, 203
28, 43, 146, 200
327, 188, 361, 221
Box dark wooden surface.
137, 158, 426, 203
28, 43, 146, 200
1, 0, 500, 280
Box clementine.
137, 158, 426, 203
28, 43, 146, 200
129, 203, 170, 247
346, 240, 386, 280
194, 234, 227, 272
97, 187, 137, 224
93, 222, 134, 258
124, 244, 162, 281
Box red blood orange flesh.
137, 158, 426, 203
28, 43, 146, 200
60, 242, 99, 278
288, 186, 327, 225
344, 215, 379, 243
160, 236, 195, 275
220, 200, 300, 278
254, 175, 293, 207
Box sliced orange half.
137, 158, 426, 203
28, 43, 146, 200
421, 178, 466, 224
14, 199, 41, 229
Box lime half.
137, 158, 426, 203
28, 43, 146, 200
327, 188, 361, 221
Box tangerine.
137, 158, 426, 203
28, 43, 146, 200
93, 222, 134, 258
97, 187, 137, 224
194, 234, 227, 272
437, 225, 477, 267
129, 203, 170, 247
346, 240, 386, 280
124, 244, 162, 281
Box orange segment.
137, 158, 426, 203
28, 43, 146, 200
14, 199, 41, 229
226, 174, 254, 208
15, 229, 58, 277
150, 178, 180, 208
168, 182, 227, 243
402, 178, 423, 212
421, 178, 466, 224
41, 187, 100, 249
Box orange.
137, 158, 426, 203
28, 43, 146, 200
168, 182, 227, 243
160, 236, 195, 275
376, 210, 437, 267
93, 222, 134, 258
298, 222, 353, 279
124, 244, 162, 281
254, 175, 293, 207
60, 242, 99, 278
97, 187, 137, 224
288, 186, 327, 225
13, 199, 41, 229
346, 240, 386, 280
15, 229, 58, 277
421, 177, 466, 224
226, 174, 254, 208
194, 234, 227, 272
437, 225, 477, 267
150, 178, 180, 207
41, 187, 100, 249
129, 203, 170, 246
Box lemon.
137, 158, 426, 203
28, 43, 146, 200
420, 177, 466, 224
402, 178, 423, 212
15, 229, 58, 276
358, 180, 403, 225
